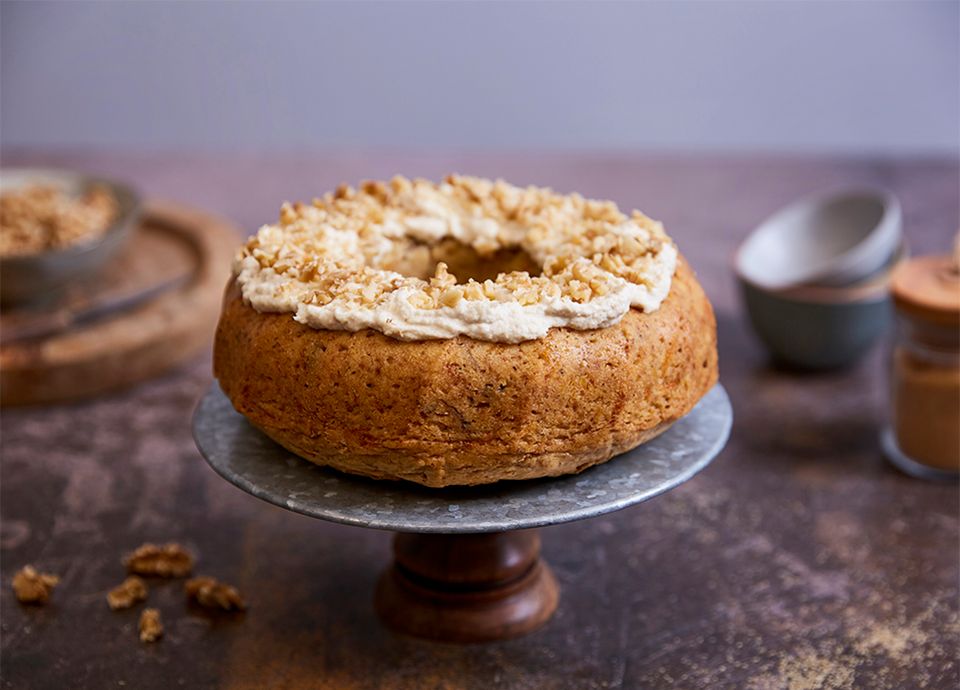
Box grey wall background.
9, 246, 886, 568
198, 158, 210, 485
2, 1, 958, 154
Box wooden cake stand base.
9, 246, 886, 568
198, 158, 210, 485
375, 530, 558, 642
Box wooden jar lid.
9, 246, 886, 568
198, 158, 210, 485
891, 254, 960, 328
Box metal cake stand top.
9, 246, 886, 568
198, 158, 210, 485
192, 383, 732, 534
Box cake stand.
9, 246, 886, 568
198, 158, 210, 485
192, 383, 732, 643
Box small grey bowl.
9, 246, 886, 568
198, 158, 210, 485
0, 168, 141, 308
737, 275, 893, 370
737, 188, 902, 290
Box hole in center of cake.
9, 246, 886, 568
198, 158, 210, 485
382, 238, 541, 283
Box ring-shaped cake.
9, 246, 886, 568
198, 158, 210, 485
215, 175, 718, 487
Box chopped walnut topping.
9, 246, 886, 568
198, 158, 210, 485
107, 576, 148, 610
12, 565, 59, 604
234, 175, 678, 342
138, 608, 163, 643
0, 184, 118, 256
124, 543, 194, 578
185, 576, 247, 611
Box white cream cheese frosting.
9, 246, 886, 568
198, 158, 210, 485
234, 175, 678, 343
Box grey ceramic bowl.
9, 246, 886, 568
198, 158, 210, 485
0, 168, 141, 308
737, 275, 893, 370
736, 188, 902, 290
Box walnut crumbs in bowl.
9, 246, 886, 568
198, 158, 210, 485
0, 168, 140, 307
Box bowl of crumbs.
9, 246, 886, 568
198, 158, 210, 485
0, 168, 141, 307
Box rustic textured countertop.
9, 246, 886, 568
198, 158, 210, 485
2, 153, 958, 689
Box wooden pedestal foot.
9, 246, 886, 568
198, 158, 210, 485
374, 529, 559, 643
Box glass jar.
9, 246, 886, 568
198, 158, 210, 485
882, 254, 960, 480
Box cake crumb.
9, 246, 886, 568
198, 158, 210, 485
124, 543, 193, 577
185, 576, 247, 611
106, 576, 148, 610
12, 565, 59, 604
138, 608, 163, 642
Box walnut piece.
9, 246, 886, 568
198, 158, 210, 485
12, 565, 59, 604
185, 576, 247, 611
138, 608, 163, 643
106, 576, 148, 610
123, 543, 194, 578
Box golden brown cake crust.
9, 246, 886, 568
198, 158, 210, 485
213, 256, 718, 487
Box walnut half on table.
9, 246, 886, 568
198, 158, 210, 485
106, 576, 148, 610
12, 565, 60, 605
123, 543, 194, 578
138, 608, 163, 643
185, 576, 247, 611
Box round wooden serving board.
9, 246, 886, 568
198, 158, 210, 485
0, 201, 239, 406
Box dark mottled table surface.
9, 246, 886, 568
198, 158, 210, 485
2, 153, 958, 689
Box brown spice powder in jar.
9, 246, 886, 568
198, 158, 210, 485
889, 254, 960, 475
892, 347, 960, 471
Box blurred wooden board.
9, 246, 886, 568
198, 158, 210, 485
0, 201, 239, 405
